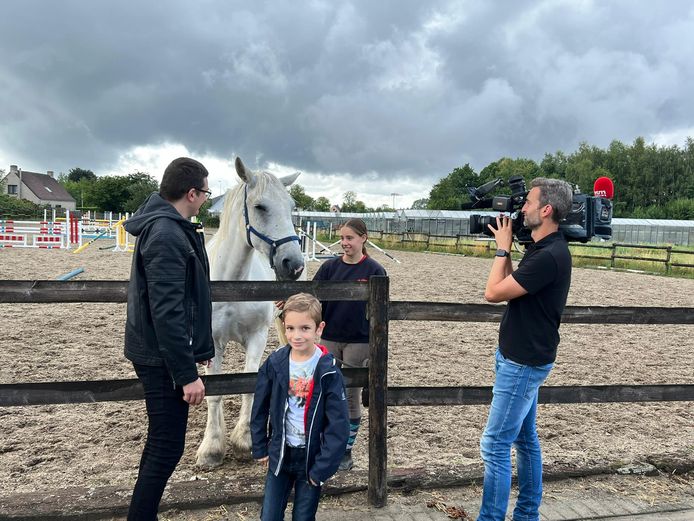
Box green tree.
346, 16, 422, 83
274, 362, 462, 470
539, 151, 569, 180
123, 172, 159, 213
411, 198, 429, 209
341, 191, 370, 212
428, 164, 479, 210
664, 198, 694, 220
314, 196, 331, 211
342, 191, 357, 210
289, 184, 315, 210
59, 170, 159, 213
59, 174, 97, 210
479, 157, 541, 185
88, 175, 131, 212
67, 167, 96, 183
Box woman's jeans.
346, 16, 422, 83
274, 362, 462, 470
128, 363, 189, 521
478, 350, 553, 521
261, 445, 321, 521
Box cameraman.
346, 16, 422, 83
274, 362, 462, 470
477, 178, 573, 521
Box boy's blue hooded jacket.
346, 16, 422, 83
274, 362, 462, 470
251, 344, 349, 485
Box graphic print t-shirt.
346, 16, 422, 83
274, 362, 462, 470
285, 347, 321, 447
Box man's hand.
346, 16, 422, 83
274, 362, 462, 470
182, 377, 205, 405
487, 215, 513, 252
256, 456, 269, 467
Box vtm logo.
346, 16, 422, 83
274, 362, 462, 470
594, 190, 608, 197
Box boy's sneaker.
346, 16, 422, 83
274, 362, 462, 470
338, 450, 353, 471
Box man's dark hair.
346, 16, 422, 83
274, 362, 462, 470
159, 157, 209, 201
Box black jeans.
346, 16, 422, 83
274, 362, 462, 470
128, 363, 189, 521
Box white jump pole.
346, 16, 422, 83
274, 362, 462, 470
309, 222, 318, 261
366, 239, 401, 263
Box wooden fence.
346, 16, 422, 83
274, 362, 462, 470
1, 278, 693, 509
368, 231, 694, 272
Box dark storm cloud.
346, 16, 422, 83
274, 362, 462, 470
1, 0, 693, 182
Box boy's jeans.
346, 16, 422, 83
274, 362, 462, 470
478, 350, 553, 521
261, 446, 321, 521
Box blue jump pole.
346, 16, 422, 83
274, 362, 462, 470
56, 267, 85, 281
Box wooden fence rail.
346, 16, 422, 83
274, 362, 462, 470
3, 374, 692, 408
0, 278, 693, 509
369, 231, 694, 271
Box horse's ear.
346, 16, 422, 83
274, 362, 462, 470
279, 172, 301, 187
235, 157, 256, 186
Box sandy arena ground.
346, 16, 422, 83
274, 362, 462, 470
0, 239, 692, 500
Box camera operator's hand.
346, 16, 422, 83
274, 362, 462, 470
488, 215, 513, 252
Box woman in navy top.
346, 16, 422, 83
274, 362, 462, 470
313, 218, 386, 470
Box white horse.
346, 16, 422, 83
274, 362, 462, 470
196, 157, 304, 468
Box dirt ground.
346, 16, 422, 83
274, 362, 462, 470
108, 473, 694, 520
0, 240, 692, 502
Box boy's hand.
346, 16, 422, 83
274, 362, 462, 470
309, 478, 319, 486
256, 456, 269, 467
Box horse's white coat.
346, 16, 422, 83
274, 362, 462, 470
196, 158, 304, 468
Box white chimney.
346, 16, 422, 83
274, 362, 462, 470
47, 170, 54, 178
10, 165, 18, 174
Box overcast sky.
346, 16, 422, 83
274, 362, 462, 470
1, 1, 693, 208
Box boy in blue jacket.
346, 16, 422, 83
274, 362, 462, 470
251, 293, 349, 521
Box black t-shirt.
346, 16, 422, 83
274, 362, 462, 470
313, 255, 387, 343
499, 231, 572, 366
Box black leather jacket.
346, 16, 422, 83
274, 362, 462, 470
124, 193, 215, 386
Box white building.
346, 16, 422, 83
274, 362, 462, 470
3, 165, 76, 210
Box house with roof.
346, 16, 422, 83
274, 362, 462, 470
3, 165, 76, 210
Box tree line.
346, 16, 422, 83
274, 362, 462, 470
292, 137, 694, 219
58, 168, 160, 214
0, 167, 160, 219
3, 136, 692, 220
426, 137, 694, 219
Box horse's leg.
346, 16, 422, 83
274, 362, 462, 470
229, 329, 269, 457
196, 339, 227, 468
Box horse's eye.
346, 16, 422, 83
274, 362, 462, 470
255, 205, 267, 212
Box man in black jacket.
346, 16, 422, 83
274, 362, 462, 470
124, 157, 215, 520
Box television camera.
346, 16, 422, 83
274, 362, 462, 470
466, 176, 613, 245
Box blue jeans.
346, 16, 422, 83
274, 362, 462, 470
261, 446, 321, 521
128, 363, 189, 521
478, 350, 553, 521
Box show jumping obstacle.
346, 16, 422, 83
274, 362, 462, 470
0, 211, 81, 249
299, 221, 340, 262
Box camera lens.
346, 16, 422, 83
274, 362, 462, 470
469, 214, 497, 235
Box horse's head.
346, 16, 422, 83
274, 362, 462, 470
235, 157, 305, 281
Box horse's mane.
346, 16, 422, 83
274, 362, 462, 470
207, 171, 273, 259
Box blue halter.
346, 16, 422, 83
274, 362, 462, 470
243, 185, 300, 270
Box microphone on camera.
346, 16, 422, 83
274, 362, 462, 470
593, 177, 614, 199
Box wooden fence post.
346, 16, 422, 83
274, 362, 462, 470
666, 245, 672, 273
368, 276, 389, 507
611, 243, 617, 268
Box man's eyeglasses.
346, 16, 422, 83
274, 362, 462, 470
195, 188, 213, 200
